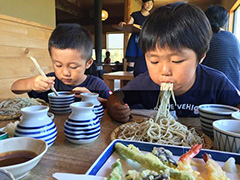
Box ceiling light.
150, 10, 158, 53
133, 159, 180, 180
102, 10, 108, 21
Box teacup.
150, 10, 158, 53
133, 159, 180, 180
232, 112, 240, 120
213, 119, 240, 153
198, 104, 239, 137
48, 91, 75, 114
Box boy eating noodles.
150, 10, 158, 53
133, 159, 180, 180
107, 2, 240, 122
11, 24, 110, 105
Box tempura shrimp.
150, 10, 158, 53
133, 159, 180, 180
177, 144, 203, 180
202, 153, 230, 180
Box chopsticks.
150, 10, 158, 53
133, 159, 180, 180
29, 56, 59, 96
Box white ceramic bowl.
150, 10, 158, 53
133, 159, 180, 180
48, 91, 75, 114
232, 112, 240, 120
198, 104, 239, 137
0, 137, 47, 179
213, 119, 240, 153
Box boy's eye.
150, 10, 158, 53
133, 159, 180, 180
70, 66, 78, 69
55, 64, 62, 67
172, 60, 184, 64
150, 61, 159, 64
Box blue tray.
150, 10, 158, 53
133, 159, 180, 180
86, 139, 240, 179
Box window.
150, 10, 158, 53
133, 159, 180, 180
233, 5, 240, 41
106, 33, 124, 63
92, 49, 106, 61
92, 33, 124, 64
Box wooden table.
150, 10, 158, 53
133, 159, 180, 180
0, 111, 202, 180
103, 71, 134, 91
0, 111, 121, 180
102, 63, 116, 73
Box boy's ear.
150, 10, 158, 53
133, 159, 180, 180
199, 52, 207, 64
86, 58, 93, 69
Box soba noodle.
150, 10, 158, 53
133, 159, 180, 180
118, 83, 203, 147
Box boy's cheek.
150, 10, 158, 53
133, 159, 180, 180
148, 73, 161, 85
53, 70, 61, 80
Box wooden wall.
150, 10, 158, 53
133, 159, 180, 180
0, 14, 54, 98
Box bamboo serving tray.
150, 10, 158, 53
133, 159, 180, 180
111, 120, 213, 149
0, 98, 48, 121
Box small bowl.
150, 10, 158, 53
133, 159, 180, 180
0, 131, 8, 140
48, 91, 75, 114
0, 137, 47, 179
232, 112, 240, 120
198, 104, 239, 137
213, 119, 240, 153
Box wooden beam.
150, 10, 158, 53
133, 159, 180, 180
123, 0, 131, 58
56, 0, 88, 17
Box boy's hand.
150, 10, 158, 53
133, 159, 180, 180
71, 87, 91, 98
108, 102, 131, 123
32, 75, 55, 92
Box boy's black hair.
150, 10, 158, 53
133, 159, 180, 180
142, 0, 154, 3
205, 5, 228, 33
140, 2, 212, 62
48, 23, 93, 61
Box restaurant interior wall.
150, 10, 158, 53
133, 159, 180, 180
222, 0, 238, 11
132, 0, 141, 13
0, 14, 54, 98
0, 0, 55, 27
0, 0, 55, 99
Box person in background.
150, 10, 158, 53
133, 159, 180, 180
11, 23, 110, 106
202, 5, 240, 90
104, 51, 111, 64
107, 2, 240, 123
119, 0, 154, 72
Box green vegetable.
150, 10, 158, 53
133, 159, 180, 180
115, 143, 195, 180
106, 159, 124, 180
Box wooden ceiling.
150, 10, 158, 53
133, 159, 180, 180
56, 0, 221, 33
